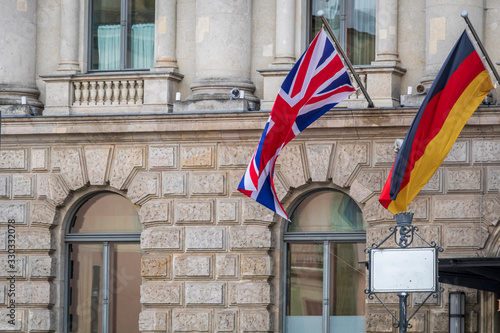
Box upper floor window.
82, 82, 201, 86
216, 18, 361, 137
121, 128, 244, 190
310, 0, 375, 65
90, 0, 155, 71
65, 192, 141, 333
284, 189, 366, 333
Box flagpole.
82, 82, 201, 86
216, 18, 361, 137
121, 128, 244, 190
318, 11, 375, 108
461, 11, 500, 85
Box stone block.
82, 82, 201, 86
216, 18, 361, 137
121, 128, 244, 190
407, 312, 426, 332
242, 200, 274, 224
366, 312, 394, 332
444, 226, 487, 248
37, 174, 69, 206
172, 310, 210, 332
241, 310, 271, 332
16, 229, 52, 251
139, 199, 171, 225
442, 285, 478, 305
466, 311, 478, 333
349, 179, 373, 203
0, 202, 28, 225
12, 175, 34, 199
139, 310, 168, 331
29, 255, 54, 278
306, 143, 334, 182
128, 172, 161, 204
141, 256, 170, 278
241, 255, 272, 278
109, 147, 145, 190
216, 254, 239, 279
487, 167, 500, 192
185, 227, 225, 251
412, 225, 441, 248
332, 142, 369, 187
276, 144, 307, 188
229, 227, 272, 250
271, 170, 289, 201
373, 141, 396, 166
163, 172, 187, 196
0, 256, 25, 278
216, 310, 236, 332
355, 170, 384, 192
444, 141, 469, 163
190, 172, 226, 196
228, 170, 245, 195
0, 309, 24, 331
407, 197, 429, 221
84, 146, 112, 185
52, 148, 86, 190
472, 139, 500, 163
433, 198, 480, 220
149, 145, 177, 169
28, 310, 54, 331
141, 283, 182, 305
229, 282, 270, 305
0, 230, 5, 251
483, 198, 500, 226
141, 227, 182, 251
364, 196, 394, 222
174, 255, 212, 278
174, 201, 213, 223
421, 169, 443, 192
430, 311, 448, 333
0, 149, 27, 171
0, 285, 4, 305
217, 199, 240, 224
180, 145, 215, 169
218, 144, 254, 168
30, 202, 56, 227
31, 148, 49, 171
15, 282, 51, 305
446, 168, 481, 191
0, 175, 10, 199
186, 282, 225, 305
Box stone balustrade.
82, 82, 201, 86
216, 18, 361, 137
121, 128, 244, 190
42, 71, 183, 115
73, 79, 144, 106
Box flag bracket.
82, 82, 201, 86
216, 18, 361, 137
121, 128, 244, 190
461, 11, 500, 86
318, 11, 375, 108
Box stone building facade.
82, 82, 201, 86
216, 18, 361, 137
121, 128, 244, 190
0, 0, 499, 332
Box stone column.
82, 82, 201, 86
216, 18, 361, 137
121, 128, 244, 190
0, 0, 43, 115
421, 0, 484, 86
153, 0, 178, 71
373, 0, 399, 65
184, 0, 257, 109
272, 0, 295, 67
57, 0, 80, 73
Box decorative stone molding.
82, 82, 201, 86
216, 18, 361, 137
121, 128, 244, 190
84, 146, 113, 185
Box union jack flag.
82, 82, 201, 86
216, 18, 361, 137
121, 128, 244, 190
238, 29, 355, 220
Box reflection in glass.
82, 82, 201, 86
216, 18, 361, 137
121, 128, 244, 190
329, 243, 366, 332
70, 193, 141, 233
92, 0, 121, 70
69, 244, 103, 333
310, 0, 375, 65
109, 243, 141, 333
128, 0, 155, 69
289, 190, 365, 232
286, 243, 323, 333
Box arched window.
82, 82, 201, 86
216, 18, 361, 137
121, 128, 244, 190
65, 192, 142, 333
284, 189, 366, 333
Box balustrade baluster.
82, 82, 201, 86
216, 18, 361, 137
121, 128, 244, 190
73, 81, 81, 106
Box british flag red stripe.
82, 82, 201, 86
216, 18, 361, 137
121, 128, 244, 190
238, 29, 355, 220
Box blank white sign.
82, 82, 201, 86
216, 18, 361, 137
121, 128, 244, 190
369, 248, 437, 292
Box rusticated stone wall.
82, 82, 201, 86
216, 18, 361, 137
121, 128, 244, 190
0, 109, 498, 332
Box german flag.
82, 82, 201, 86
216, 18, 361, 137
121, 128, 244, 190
379, 30, 492, 214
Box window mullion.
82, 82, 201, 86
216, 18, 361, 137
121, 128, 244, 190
102, 242, 110, 333
340, 0, 347, 51
323, 241, 331, 333
120, 0, 128, 70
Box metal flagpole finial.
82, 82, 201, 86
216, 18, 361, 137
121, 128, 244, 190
460, 11, 468, 18
317, 10, 325, 17
394, 212, 414, 227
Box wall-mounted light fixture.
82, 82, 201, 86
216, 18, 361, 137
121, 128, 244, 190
449, 291, 465, 333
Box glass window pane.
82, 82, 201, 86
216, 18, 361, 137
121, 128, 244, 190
128, 0, 155, 69
286, 243, 323, 333
329, 242, 366, 332
310, 0, 341, 42
109, 243, 141, 333
288, 190, 365, 232
347, 0, 375, 65
70, 193, 141, 233
91, 0, 121, 70
69, 244, 103, 333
